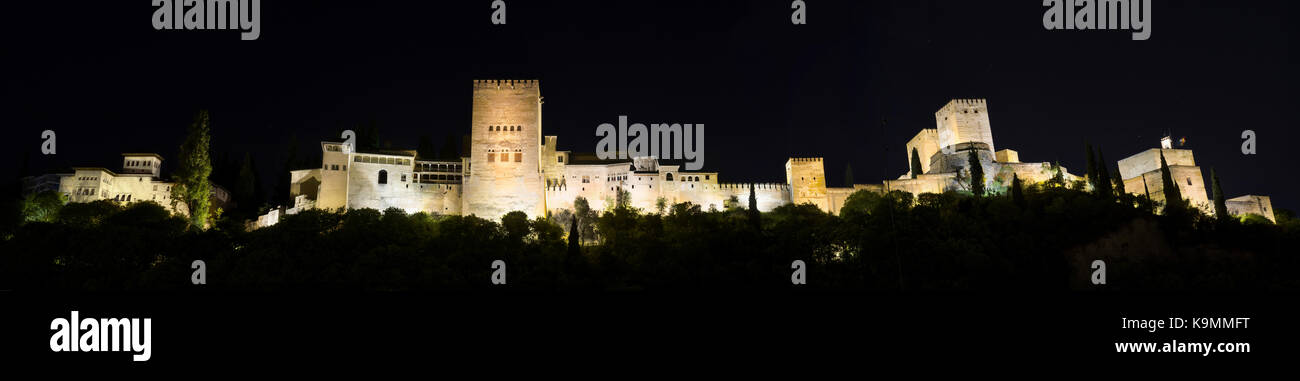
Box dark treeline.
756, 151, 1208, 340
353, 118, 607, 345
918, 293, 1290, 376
1, 185, 1297, 292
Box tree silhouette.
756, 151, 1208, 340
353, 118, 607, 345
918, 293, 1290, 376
1211, 167, 1228, 220
417, 135, 436, 160
1158, 150, 1184, 214
172, 110, 213, 228
440, 134, 461, 160
910, 148, 923, 179
1011, 174, 1025, 209
236, 152, 257, 210
1096, 149, 1113, 199
967, 149, 985, 196
844, 164, 855, 187
1085, 141, 1097, 189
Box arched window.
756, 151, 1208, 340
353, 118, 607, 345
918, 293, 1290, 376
666, 173, 673, 181
378, 170, 388, 184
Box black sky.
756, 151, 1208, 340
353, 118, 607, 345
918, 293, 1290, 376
4, 0, 1296, 211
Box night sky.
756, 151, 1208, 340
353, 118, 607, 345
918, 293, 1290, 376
5, 0, 1296, 211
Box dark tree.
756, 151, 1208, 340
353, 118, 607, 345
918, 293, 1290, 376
568, 217, 581, 255
1095, 149, 1113, 199
172, 110, 213, 228
1085, 141, 1097, 188
501, 211, 530, 242
440, 134, 461, 160
1011, 173, 1026, 209
236, 152, 257, 210
748, 183, 761, 229
1142, 176, 1154, 213
358, 122, 380, 151
272, 131, 303, 206
1158, 150, 1183, 213
417, 135, 436, 160
844, 164, 855, 187
1211, 167, 1229, 220
967, 149, 984, 196
1048, 161, 1065, 187
910, 148, 923, 179
1112, 170, 1126, 196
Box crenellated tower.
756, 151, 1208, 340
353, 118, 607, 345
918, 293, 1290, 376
935, 99, 995, 154
785, 157, 828, 210
461, 80, 547, 219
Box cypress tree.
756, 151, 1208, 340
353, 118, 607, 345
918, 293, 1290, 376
568, 217, 581, 258
1049, 161, 1065, 187
1096, 149, 1113, 199
1085, 141, 1097, 189
844, 164, 855, 187
748, 183, 761, 229
1112, 170, 1126, 196
910, 148, 924, 179
440, 134, 461, 160
967, 149, 985, 196
1158, 150, 1183, 212
172, 110, 213, 228
417, 135, 436, 160
1011, 173, 1026, 209
1142, 176, 1153, 213
236, 152, 256, 209
1211, 167, 1229, 220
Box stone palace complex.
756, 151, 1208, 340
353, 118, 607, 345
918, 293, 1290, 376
26, 80, 1277, 227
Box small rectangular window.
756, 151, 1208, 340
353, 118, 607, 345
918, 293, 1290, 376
488, 153, 496, 162
515, 153, 522, 162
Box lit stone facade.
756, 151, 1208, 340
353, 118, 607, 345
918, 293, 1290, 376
1226, 195, 1276, 222
26, 153, 233, 216
815, 98, 1082, 210
279, 85, 1272, 222
1117, 148, 1211, 214
291, 80, 795, 221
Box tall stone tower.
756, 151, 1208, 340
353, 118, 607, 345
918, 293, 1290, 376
316, 142, 352, 211
462, 80, 546, 219
935, 99, 995, 153
785, 158, 828, 211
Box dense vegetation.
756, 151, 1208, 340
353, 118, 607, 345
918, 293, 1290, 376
2, 183, 1297, 292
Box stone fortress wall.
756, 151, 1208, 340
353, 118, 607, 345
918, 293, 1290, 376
270, 83, 1274, 226
29, 81, 1275, 229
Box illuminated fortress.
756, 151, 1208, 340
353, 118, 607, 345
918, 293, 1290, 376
290, 80, 793, 222
262, 80, 1273, 225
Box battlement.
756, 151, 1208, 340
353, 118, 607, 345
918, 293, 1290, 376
473, 79, 539, 90
787, 157, 823, 163
935, 99, 988, 115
